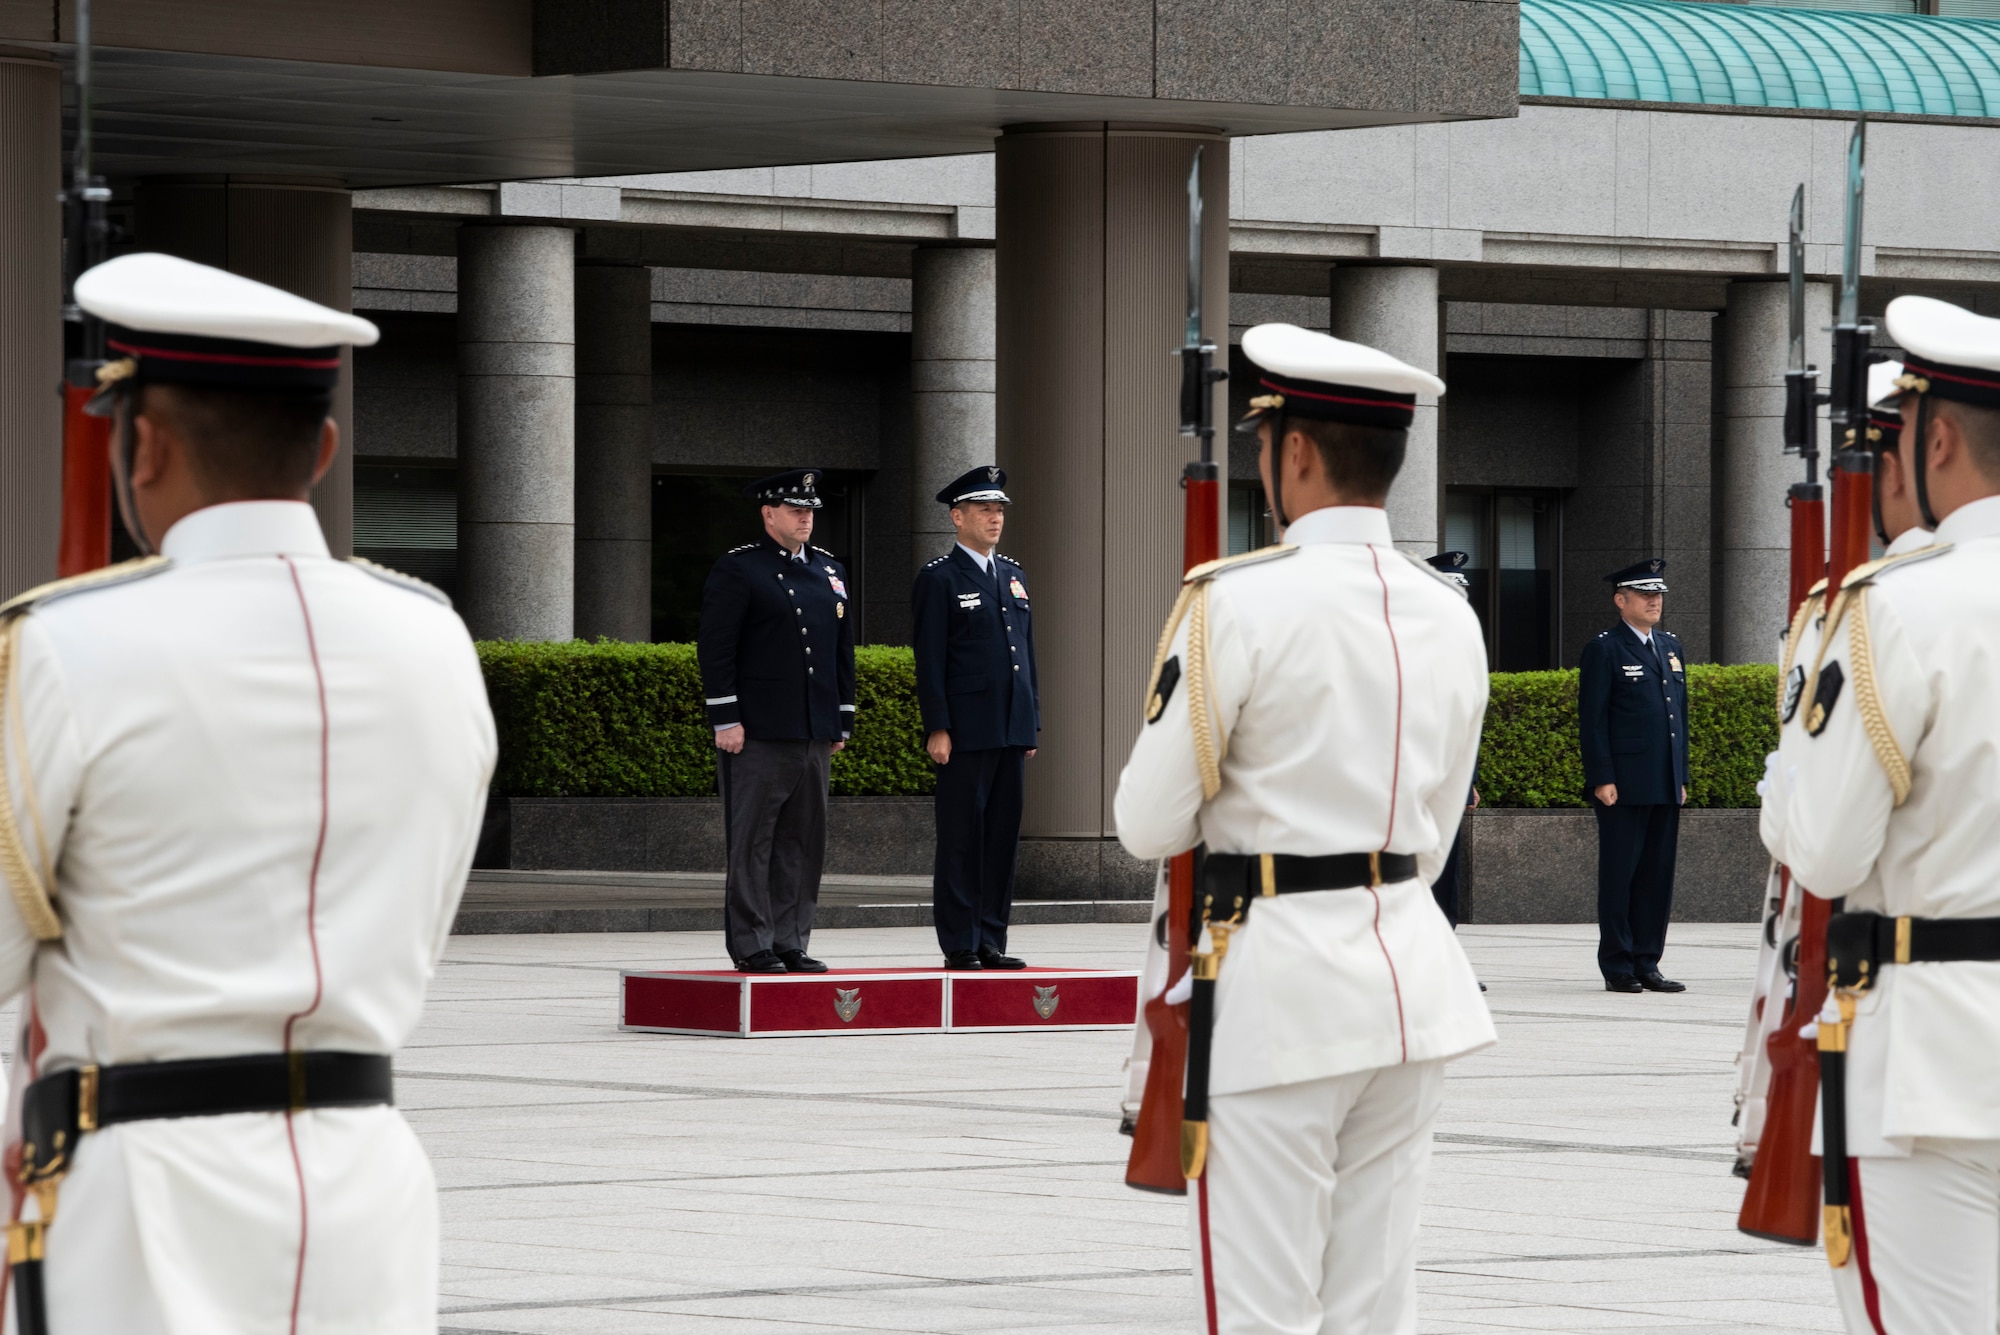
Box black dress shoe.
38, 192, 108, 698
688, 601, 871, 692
779, 949, 828, 974
1638, 970, 1687, 993
1604, 975, 1644, 993
978, 948, 1027, 970
943, 950, 984, 970
734, 950, 787, 974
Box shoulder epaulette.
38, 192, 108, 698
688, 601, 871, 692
0, 556, 171, 622
810, 545, 838, 561
727, 543, 756, 555
1807, 576, 1829, 600
1182, 544, 1298, 585
996, 553, 1023, 570
922, 555, 948, 569
1840, 542, 1953, 590
346, 557, 450, 607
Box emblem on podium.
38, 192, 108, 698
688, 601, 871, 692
1032, 985, 1059, 1020
834, 988, 862, 1023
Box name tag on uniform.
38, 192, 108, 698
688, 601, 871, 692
1009, 577, 1027, 602
958, 593, 983, 610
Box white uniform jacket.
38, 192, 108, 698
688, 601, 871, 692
1114, 506, 1494, 1098
0, 502, 496, 1334
1760, 495, 2000, 1150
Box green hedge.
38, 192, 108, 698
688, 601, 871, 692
1476, 663, 1779, 808
478, 641, 934, 798
478, 643, 1778, 808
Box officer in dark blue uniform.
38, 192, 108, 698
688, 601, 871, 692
912, 465, 1040, 970
1578, 557, 1690, 994
697, 468, 856, 974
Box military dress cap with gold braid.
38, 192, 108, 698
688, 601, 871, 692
1235, 323, 1446, 431
743, 468, 827, 508
1868, 359, 1907, 442
1604, 557, 1669, 593
1885, 296, 2000, 409
74, 252, 379, 410
936, 464, 1011, 506
1425, 550, 1472, 589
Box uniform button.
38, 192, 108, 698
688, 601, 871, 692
796, 608, 802, 616
805, 647, 812, 655
1013, 665, 1020, 671
808, 667, 815, 675
800, 627, 807, 635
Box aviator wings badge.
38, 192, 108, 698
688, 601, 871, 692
834, 987, 862, 1023
1032, 985, 1059, 1020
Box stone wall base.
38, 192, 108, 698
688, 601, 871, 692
491, 799, 1767, 922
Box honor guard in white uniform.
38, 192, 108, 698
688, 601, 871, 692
0, 253, 496, 1334
1115, 324, 1494, 1335
1737, 358, 1929, 1171
1758, 296, 2000, 1334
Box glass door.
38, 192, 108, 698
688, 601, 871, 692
1444, 488, 1562, 671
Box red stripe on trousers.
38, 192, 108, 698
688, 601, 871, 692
1198, 1170, 1220, 1335
1849, 1160, 1886, 1335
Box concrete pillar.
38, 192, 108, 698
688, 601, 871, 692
0, 50, 60, 601
133, 177, 356, 554
910, 246, 996, 571
997, 125, 1228, 843
573, 262, 653, 641
1720, 279, 1831, 664
458, 225, 575, 642
1329, 265, 1441, 556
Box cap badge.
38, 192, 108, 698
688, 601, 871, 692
1649, 559, 1664, 573
803, 473, 815, 487
1249, 393, 1285, 411
987, 466, 1000, 482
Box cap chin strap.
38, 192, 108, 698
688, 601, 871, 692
113, 392, 155, 557
1912, 395, 1941, 531
1267, 411, 1290, 532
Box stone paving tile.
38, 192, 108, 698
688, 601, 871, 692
416, 922, 1842, 1334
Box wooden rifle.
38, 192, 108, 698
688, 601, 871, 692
1737, 117, 1872, 1251
1125, 148, 1223, 1195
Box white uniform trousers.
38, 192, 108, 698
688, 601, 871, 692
1193, 1060, 1444, 1335
1832, 1140, 2000, 1335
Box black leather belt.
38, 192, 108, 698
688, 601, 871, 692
21, 1052, 392, 1185
1202, 851, 1419, 902
1828, 910, 2000, 991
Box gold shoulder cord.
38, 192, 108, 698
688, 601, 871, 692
1845, 591, 1911, 807
0, 618, 61, 940
1186, 583, 1223, 800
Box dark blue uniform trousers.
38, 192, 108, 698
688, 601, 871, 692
720, 739, 830, 962
1594, 801, 1679, 980
932, 746, 1026, 955
1430, 830, 1465, 929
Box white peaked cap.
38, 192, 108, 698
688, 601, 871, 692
1868, 359, 1906, 410
1885, 296, 2000, 376
76, 252, 379, 348
1241, 323, 1445, 398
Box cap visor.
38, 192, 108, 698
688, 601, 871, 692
949, 490, 1011, 504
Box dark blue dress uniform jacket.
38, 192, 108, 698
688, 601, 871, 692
1578, 621, 1689, 807
697, 538, 856, 741
912, 547, 1040, 751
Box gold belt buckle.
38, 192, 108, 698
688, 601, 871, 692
1895, 916, 1912, 965
1258, 854, 1276, 898
1368, 852, 1382, 888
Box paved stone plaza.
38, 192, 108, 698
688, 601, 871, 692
410, 922, 1840, 1334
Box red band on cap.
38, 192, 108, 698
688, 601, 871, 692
1260, 377, 1411, 411
108, 339, 342, 371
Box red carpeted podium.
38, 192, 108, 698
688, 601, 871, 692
620, 966, 1140, 1038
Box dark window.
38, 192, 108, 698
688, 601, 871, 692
1227, 481, 1275, 555
1445, 488, 1562, 672
651, 471, 864, 644
354, 462, 457, 600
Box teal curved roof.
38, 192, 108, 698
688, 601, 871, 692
1521, 0, 2000, 117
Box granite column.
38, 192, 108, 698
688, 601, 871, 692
458, 225, 575, 642
910, 246, 997, 572
1329, 265, 1442, 556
